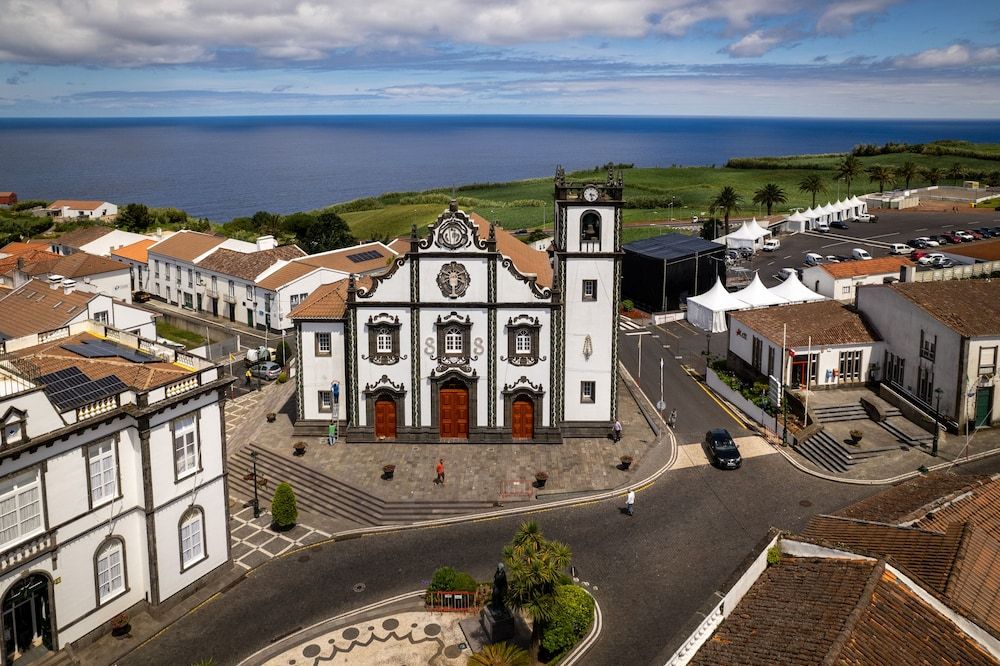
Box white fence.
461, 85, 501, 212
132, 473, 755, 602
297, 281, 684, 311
706, 367, 778, 432
903, 259, 1000, 283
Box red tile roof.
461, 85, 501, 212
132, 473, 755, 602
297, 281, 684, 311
289, 276, 373, 320
0, 280, 97, 338
17, 250, 127, 279
53, 225, 115, 248
729, 300, 880, 348
196, 245, 305, 281
877, 281, 1000, 337
834, 472, 992, 524
819, 255, 912, 279
148, 230, 228, 262
471, 213, 552, 288
257, 242, 395, 290
111, 239, 157, 263
46, 199, 111, 211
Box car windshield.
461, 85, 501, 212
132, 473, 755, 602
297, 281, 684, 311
712, 435, 736, 449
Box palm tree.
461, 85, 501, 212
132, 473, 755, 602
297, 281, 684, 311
752, 183, 787, 216
468, 642, 531, 666
709, 185, 743, 236
947, 162, 966, 186
834, 155, 864, 196
502, 521, 572, 659
867, 165, 896, 193
897, 161, 919, 190
798, 174, 824, 207
922, 166, 943, 186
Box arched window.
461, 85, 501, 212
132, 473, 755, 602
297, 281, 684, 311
376, 327, 393, 354
580, 211, 601, 243
179, 507, 206, 570
96, 537, 126, 603
444, 327, 464, 354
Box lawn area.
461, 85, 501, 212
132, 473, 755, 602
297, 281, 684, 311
156, 321, 206, 349
621, 225, 693, 244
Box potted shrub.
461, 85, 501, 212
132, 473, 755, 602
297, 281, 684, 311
110, 613, 130, 638
266, 412, 277, 423
382, 464, 396, 480
534, 471, 548, 488
271, 482, 298, 530
849, 429, 863, 444
277, 371, 288, 384
293, 441, 307, 456
619, 454, 634, 470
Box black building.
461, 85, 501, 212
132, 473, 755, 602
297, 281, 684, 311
622, 233, 726, 313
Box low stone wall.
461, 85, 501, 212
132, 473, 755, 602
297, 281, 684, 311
877, 383, 941, 438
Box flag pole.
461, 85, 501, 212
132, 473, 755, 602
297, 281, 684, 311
782, 323, 788, 446
806, 335, 812, 419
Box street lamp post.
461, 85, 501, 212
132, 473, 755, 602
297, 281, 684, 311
705, 332, 711, 358
932, 387, 944, 456
249, 450, 261, 518
637, 334, 642, 380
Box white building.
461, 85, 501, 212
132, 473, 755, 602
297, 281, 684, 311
728, 300, 882, 388
0, 278, 157, 340
44, 200, 118, 219
0, 250, 133, 304
0, 320, 230, 664
800, 256, 912, 303
48, 226, 165, 258
856, 280, 1000, 429
291, 167, 621, 441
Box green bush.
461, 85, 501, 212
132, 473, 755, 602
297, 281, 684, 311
767, 546, 782, 566
540, 585, 594, 659
622, 299, 634, 312
427, 566, 478, 594
270, 482, 298, 528
276, 371, 288, 384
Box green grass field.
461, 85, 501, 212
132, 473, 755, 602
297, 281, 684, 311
321, 142, 1000, 242
156, 321, 206, 349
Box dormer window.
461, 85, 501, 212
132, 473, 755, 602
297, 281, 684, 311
1, 407, 26, 448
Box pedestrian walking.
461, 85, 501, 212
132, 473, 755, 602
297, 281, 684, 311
435, 458, 445, 485
625, 489, 635, 516
244, 368, 252, 386
612, 419, 622, 443
667, 409, 677, 428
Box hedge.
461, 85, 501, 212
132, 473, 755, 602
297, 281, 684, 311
427, 566, 478, 594
540, 585, 594, 659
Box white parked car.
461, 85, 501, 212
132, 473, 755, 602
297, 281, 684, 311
917, 236, 940, 247
889, 243, 912, 255
856, 213, 878, 223
955, 230, 974, 241
918, 252, 945, 265
804, 252, 825, 266
824, 255, 841, 263
762, 239, 781, 252
815, 221, 830, 233
852, 248, 873, 260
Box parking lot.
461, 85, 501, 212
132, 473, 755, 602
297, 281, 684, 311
742, 208, 1000, 286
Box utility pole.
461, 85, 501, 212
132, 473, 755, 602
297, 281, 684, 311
637, 333, 642, 381
781, 324, 788, 447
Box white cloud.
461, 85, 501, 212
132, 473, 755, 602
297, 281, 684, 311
724, 31, 788, 58
816, 0, 901, 34
893, 43, 1000, 68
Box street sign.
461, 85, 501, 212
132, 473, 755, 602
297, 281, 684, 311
768, 375, 782, 407
656, 400, 667, 411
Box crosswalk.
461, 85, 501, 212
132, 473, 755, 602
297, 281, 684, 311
619, 315, 644, 332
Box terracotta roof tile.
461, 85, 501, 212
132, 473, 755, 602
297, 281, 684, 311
691, 557, 876, 666
915, 476, 1000, 544
946, 525, 1000, 638
111, 239, 157, 263
471, 213, 552, 288
7, 332, 191, 391
257, 243, 396, 290
148, 230, 228, 262
256, 261, 319, 290
289, 276, 372, 320
0, 248, 55, 275
196, 245, 305, 281
834, 472, 992, 524
0, 280, 96, 339
46, 199, 111, 211
18, 250, 127, 279
729, 300, 879, 348
801, 515, 964, 594
53, 225, 115, 248
834, 570, 996, 665
945, 238, 1000, 262
819, 255, 912, 279
0, 240, 51, 256
874, 281, 1000, 337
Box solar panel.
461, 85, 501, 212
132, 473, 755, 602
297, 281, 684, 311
61, 339, 158, 363
35, 366, 126, 410
347, 250, 382, 263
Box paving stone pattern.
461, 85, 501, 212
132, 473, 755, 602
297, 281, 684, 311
229, 503, 331, 570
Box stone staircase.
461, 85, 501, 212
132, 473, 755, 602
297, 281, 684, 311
230, 445, 496, 526
877, 417, 934, 448
811, 403, 869, 423
793, 430, 902, 474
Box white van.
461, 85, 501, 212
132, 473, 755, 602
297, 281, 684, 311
815, 221, 830, 233
852, 248, 873, 260
804, 252, 824, 266
777, 268, 798, 281
762, 239, 780, 252
889, 243, 911, 255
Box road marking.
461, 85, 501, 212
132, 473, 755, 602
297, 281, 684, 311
916, 227, 927, 231
782, 255, 791, 259
658, 325, 680, 339
943, 224, 954, 228
679, 365, 751, 428
672, 437, 776, 470
624, 331, 651, 336
866, 233, 897, 239
676, 320, 700, 335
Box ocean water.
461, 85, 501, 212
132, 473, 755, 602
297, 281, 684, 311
0, 115, 998, 221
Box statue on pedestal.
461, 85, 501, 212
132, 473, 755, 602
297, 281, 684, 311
480, 562, 515, 642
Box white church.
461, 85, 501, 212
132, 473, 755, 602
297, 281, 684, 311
291, 167, 622, 442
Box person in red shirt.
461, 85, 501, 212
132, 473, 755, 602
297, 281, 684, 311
436, 458, 445, 485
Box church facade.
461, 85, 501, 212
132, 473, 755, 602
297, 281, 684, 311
292, 167, 622, 443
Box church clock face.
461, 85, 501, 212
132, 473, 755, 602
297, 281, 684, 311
437, 262, 471, 299
583, 186, 599, 202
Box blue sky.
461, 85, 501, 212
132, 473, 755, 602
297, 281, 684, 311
1, 0, 998, 118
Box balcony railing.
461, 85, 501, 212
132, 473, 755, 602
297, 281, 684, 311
223, 293, 236, 304
77, 394, 119, 421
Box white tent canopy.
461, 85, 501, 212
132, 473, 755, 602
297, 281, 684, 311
686, 276, 747, 332
746, 218, 772, 239
733, 273, 789, 307
724, 218, 771, 250
784, 210, 808, 232
768, 272, 826, 303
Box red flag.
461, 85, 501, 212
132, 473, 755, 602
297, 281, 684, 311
788, 349, 796, 358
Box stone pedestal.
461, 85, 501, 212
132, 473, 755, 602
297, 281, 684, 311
479, 605, 515, 643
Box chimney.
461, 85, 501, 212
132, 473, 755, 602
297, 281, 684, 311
48, 274, 64, 289
16, 257, 23, 271
256, 235, 277, 251
62, 278, 76, 294
156, 227, 163, 239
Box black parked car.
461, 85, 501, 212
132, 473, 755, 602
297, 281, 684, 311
705, 429, 742, 469
907, 239, 928, 249
831, 220, 849, 230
